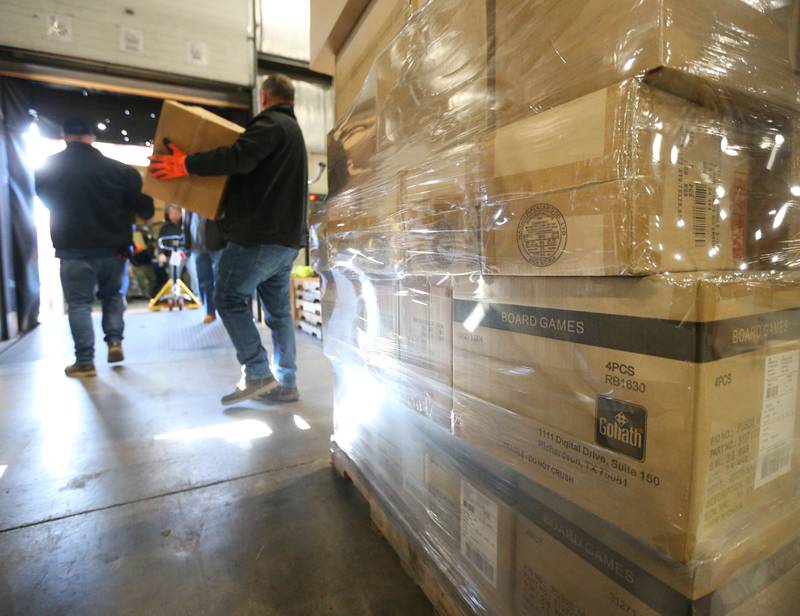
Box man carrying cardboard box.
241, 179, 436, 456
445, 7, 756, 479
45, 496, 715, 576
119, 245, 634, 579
149, 75, 308, 405
35, 117, 155, 377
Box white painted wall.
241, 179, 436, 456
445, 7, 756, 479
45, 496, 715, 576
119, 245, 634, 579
0, 0, 254, 86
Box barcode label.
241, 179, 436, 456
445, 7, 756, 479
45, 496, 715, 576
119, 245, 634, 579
755, 351, 799, 489
760, 446, 792, 481
693, 184, 709, 247
461, 479, 499, 587
767, 385, 780, 399
464, 541, 496, 582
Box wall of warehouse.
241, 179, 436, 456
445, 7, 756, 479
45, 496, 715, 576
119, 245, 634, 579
298, 107, 331, 196
259, 0, 310, 62
0, 0, 254, 86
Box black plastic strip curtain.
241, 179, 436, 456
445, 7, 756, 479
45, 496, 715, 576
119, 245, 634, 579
0, 78, 39, 338
0, 96, 12, 340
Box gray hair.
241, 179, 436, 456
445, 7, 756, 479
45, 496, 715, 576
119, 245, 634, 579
261, 74, 295, 103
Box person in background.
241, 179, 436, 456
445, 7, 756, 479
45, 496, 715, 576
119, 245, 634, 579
149, 74, 307, 405
152, 205, 186, 295
185, 211, 226, 324
118, 223, 136, 306
35, 117, 155, 377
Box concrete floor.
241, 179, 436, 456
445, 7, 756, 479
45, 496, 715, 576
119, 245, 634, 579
0, 309, 433, 615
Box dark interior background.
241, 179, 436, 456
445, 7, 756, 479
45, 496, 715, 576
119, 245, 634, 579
27, 80, 251, 145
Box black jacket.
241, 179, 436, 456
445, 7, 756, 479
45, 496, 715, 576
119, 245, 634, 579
185, 104, 308, 248
158, 221, 184, 258
184, 212, 226, 252
35, 142, 155, 255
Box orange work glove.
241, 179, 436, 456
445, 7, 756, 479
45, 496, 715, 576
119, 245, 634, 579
148, 139, 188, 180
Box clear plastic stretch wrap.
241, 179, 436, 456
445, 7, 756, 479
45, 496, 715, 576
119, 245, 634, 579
313, 1, 800, 614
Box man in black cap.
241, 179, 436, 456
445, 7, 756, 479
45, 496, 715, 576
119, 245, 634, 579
35, 117, 155, 377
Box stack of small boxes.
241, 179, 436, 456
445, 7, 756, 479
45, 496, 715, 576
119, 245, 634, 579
316, 1, 800, 614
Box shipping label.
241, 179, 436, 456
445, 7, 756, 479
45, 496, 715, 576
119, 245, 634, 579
755, 350, 799, 488
461, 479, 499, 587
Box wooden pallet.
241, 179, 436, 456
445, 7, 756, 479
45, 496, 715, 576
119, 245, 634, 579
298, 319, 322, 339
290, 277, 301, 322
300, 299, 322, 315
300, 310, 323, 326
299, 289, 321, 302
331, 445, 469, 616
291, 276, 321, 323
301, 277, 321, 293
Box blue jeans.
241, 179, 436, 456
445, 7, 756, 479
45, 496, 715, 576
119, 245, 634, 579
215, 242, 298, 385
194, 250, 223, 316
60, 257, 126, 363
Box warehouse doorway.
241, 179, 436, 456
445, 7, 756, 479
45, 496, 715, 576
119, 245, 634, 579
6, 77, 251, 324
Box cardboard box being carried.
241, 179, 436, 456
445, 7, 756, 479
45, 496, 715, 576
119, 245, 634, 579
142, 100, 244, 220
452, 272, 800, 563
494, 0, 800, 123
481, 80, 749, 276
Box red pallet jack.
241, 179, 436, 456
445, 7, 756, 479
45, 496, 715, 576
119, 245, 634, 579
149, 234, 201, 311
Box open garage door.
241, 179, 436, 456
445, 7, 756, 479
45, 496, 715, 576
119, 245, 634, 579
0, 72, 253, 341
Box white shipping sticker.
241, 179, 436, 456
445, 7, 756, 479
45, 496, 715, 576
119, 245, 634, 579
460, 479, 498, 587
755, 350, 799, 489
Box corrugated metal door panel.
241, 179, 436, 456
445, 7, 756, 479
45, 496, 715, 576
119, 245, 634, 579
292, 78, 334, 154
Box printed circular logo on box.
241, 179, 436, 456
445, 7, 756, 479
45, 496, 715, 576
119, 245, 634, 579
516, 203, 568, 267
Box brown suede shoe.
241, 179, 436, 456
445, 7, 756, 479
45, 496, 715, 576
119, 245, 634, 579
221, 375, 278, 406
260, 386, 300, 403
65, 362, 97, 378
107, 343, 124, 364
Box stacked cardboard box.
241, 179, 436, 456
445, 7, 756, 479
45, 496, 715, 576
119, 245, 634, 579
346, 392, 800, 615
482, 80, 750, 275
314, 0, 800, 613
492, 0, 800, 120
452, 272, 800, 562
397, 277, 453, 429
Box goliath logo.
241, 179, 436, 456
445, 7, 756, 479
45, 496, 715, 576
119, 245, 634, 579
595, 396, 647, 461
